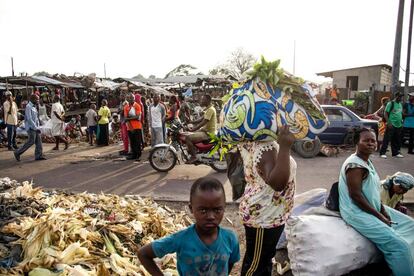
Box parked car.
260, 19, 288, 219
294, 105, 379, 158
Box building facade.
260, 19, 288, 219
317, 64, 392, 92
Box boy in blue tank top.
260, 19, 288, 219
138, 177, 240, 275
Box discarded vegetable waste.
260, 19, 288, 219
0, 177, 192, 276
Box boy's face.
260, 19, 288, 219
190, 189, 225, 232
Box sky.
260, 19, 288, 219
0, 0, 413, 83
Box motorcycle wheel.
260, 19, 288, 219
149, 147, 177, 172
210, 160, 228, 173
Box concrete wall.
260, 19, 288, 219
379, 67, 392, 91
332, 66, 391, 91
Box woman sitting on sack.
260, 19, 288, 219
338, 128, 414, 275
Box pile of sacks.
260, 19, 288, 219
0, 178, 192, 275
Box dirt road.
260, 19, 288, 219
1, 142, 413, 202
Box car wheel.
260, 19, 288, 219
294, 138, 321, 158
343, 133, 355, 145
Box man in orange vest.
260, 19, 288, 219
124, 93, 142, 161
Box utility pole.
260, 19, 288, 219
391, 0, 405, 98
104, 63, 107, 78
293, 40, 296, 75
11, 57, 14, 77
404, 0, 414, 102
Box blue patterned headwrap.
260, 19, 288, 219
383, 172, 414, 191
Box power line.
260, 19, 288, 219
400, 65, 414, 74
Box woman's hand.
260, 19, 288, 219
377, 213, 391, 226
277, 126, 295, 149
380, 204, 391, 220
257, 126, 295, 192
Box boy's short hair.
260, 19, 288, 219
190, 177, 225, 203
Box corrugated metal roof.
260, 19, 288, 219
0, 76, 47, 86
128, 75, 230, 85
31, 76, 84, 88
32, 75, 66, 86
58, 79, 84, 88
93, 78, 124, 90
0, 83, 26, 90
116, 78, 172, 95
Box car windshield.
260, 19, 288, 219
322, 105, 361, 121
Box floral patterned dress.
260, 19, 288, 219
238, 141, 297, 228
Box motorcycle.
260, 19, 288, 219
149, 121, 228, 173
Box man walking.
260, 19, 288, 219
148, 94, 166, 146
51, 95, 69, 150
14, 94, 46, 161
3, 91, 18, 151
380, 92, 404, 158
124, 93, 142, 160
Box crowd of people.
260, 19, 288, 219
1, 89, 213, 162
372, 92, 414, 158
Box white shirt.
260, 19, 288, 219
129, 106, 136, 117
85, 109, 97, 126
51, 102, 65, 123
150, 104, 162, 128
38, 104, 47, 116
3, 101, 18, 125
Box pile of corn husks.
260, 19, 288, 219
0, 177, 192, 276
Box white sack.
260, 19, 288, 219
286, 213, 382, 276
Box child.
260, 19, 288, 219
65, 115, 83, 140
85, 104, 98, 145
111, 113, 121, 134
138, 177, 240, 275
